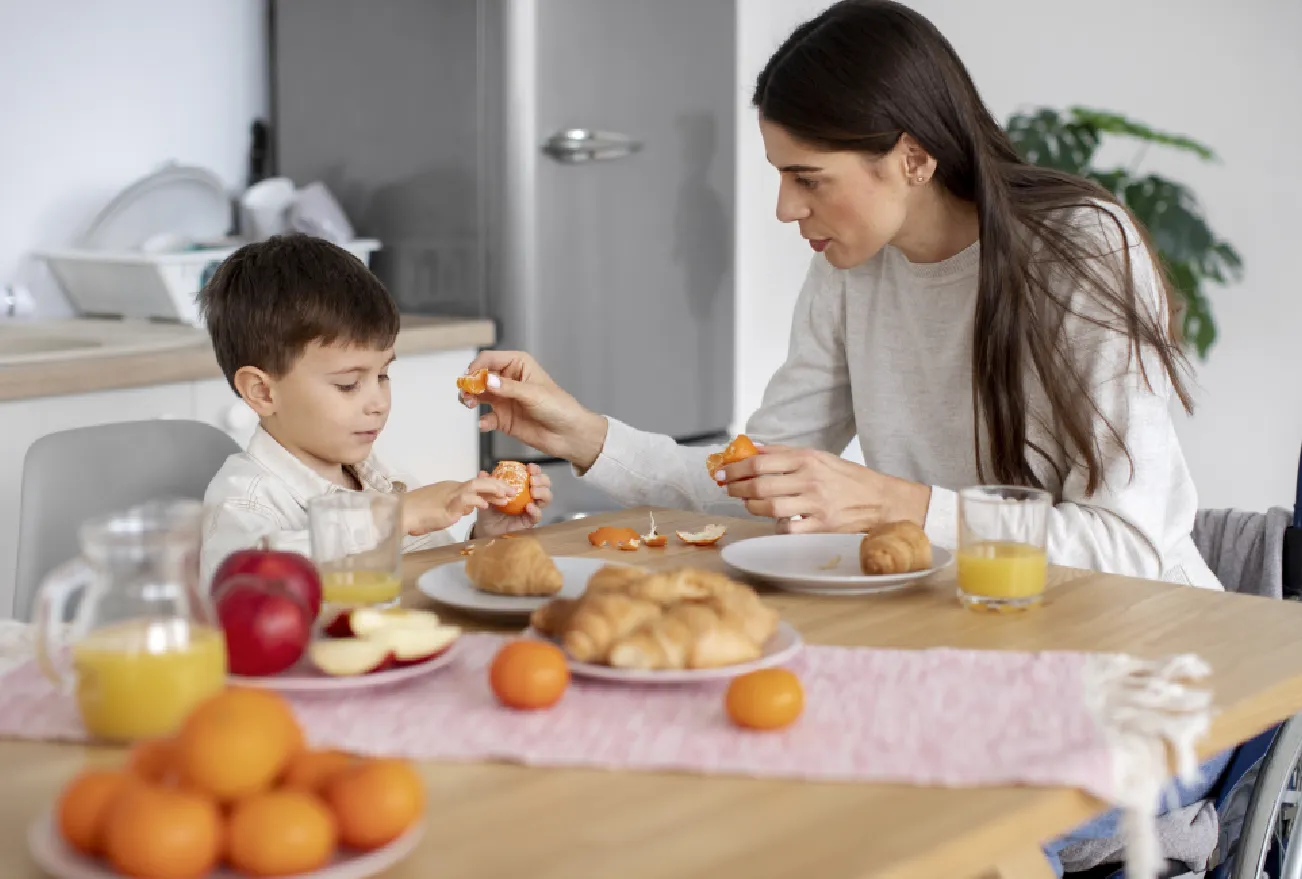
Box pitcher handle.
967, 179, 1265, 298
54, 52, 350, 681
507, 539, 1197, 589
33, 559, 95, 692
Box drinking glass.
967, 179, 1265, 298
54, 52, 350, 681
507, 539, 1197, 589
956, 486, 1051, 612
308, 492, 403, 610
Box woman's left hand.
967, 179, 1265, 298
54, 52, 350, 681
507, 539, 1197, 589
473, 463, 553, 537
720, 444, 932, 533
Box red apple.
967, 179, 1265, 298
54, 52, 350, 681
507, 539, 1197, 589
212, 543, 322, 621
216, 576, 313, 676
368, 624, 460, 667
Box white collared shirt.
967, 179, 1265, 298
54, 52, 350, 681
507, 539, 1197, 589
199, 426, 453, 586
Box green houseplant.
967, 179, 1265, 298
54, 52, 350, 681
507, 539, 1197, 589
1004, 106, 1242, 359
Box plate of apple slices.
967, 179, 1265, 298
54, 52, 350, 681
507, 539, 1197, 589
233, 608, 462, 693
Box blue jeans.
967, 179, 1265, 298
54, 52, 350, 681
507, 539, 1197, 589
1042, 750, 1234, 877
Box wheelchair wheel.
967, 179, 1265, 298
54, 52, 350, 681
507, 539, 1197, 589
1233, 716, 1302, 878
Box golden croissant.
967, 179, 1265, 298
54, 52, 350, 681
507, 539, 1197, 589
466, 536, 563, 596
859, 520, 932, 575
607, 602, 763, 671
560, 592, 661, 664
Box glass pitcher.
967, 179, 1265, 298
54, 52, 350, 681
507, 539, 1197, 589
34, 499, 228, 743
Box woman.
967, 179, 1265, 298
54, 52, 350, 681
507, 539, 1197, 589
464, 0, 1218, 594
464, 3, 1227, 871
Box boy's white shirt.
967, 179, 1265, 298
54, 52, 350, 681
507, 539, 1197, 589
199, 426, 453, 586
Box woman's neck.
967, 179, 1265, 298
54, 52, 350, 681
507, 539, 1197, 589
891, 186, 980, 264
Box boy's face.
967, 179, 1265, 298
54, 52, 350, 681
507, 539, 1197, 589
248, 341, 395, 470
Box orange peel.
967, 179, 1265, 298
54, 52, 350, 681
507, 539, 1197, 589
588, 526, 641, 548
616, 539, 641, 551
676, 524, 727, 546
641, 512, 667, 547
706, 435, 759, 486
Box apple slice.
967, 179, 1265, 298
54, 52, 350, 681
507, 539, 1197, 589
308, 639, 392, 676
349, 608, 442, 638
676, 524, 727, 546
369, 624, 461, 667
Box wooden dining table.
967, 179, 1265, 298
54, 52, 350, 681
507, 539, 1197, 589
5, 506, 1302, 879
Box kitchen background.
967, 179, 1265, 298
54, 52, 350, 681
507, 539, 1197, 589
0, 0, 1298, 609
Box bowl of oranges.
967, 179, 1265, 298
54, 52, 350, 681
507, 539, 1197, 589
31, 687, 425, 879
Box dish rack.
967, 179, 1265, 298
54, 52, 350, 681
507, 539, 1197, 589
36, 239, 381, 327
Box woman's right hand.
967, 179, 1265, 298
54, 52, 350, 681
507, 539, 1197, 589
458, 350, 609, 469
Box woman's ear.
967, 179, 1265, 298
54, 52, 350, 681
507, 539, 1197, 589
233, 366, 276, 417
898, 133, 937, 186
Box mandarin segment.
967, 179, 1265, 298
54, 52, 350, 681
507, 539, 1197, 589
456, 369, 489, 395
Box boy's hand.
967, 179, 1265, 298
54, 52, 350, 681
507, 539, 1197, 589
403, 477, 513, 536
474, 464, 553, 537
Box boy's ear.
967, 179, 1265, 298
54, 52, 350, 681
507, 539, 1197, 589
233, 366, 276, 417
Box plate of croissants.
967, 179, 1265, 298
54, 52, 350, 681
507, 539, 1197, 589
526, 564, 803, 683
720, 520, 952, 595
417, 535, 602, 617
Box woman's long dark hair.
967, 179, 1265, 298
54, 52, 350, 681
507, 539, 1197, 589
753, 0, 1194, 495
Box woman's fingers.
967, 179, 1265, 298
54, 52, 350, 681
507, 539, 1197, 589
467, 349, 534, 378
725, 472, 805, 500
743, 495, 809, 521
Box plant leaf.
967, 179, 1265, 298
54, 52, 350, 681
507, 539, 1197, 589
1067, 107, 1217, 161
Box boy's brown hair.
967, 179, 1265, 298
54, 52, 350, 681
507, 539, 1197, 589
198, 234, 400, 392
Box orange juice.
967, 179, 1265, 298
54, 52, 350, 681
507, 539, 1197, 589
71, 619, 227, 742
321, 570, 402, 606
957, 541, 1048, 600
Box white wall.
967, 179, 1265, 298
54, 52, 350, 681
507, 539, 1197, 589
734, 0, 1302, 512
0, 0, 268, 317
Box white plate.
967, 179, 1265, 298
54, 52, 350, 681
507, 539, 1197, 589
416, 555, 604, 617
231, 640, 459, 693
28, 808, 424, 879
721, 533, 952, 596
527, 620, 804, 684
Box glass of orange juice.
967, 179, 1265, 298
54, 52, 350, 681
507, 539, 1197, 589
956, 486, 1051, 612
308, 491, 403, 611
34, 500, 228, 742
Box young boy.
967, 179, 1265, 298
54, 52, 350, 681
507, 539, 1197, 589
196, 234, 550, 585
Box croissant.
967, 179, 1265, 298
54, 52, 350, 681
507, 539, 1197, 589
859, 520, 932, 575
620, 568, 714, 605
529, 597, 578, 637
465, 536, 563, 596
586, 564, 648, 595
703, 586, 780, 646
561, 592, 661, 663
607, 602, 763, 670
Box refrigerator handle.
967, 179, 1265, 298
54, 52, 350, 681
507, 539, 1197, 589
542, 128, 642, 163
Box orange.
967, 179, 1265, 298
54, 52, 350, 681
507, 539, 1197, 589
56, 768, 134, 856
282, 748, 359, 794
725, 668, 805, 731
457, 368, 489, 395
706, 434, 759, 485
325, 759, 424, 851
227, 789, 338, 875
491, 460, 533, 516
489, 640, 570, 711
128, 737, 179, 785
103, 783, 222, 879
176, 687, 304, 801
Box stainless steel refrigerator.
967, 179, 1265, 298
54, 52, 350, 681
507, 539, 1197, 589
268, 0, 736, 520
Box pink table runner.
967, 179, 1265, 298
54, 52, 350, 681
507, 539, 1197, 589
0, 633, 1211, 879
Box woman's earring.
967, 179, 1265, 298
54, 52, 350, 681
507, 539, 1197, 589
916, 175, 925, 184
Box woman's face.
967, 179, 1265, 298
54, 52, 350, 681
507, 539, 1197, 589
760, 119, 915, 270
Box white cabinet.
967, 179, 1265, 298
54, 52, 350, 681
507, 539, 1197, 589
0, 382, 195, 618
0, 348, 484, 615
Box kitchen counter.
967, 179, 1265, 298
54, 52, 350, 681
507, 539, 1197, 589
0, 316, 496, 402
